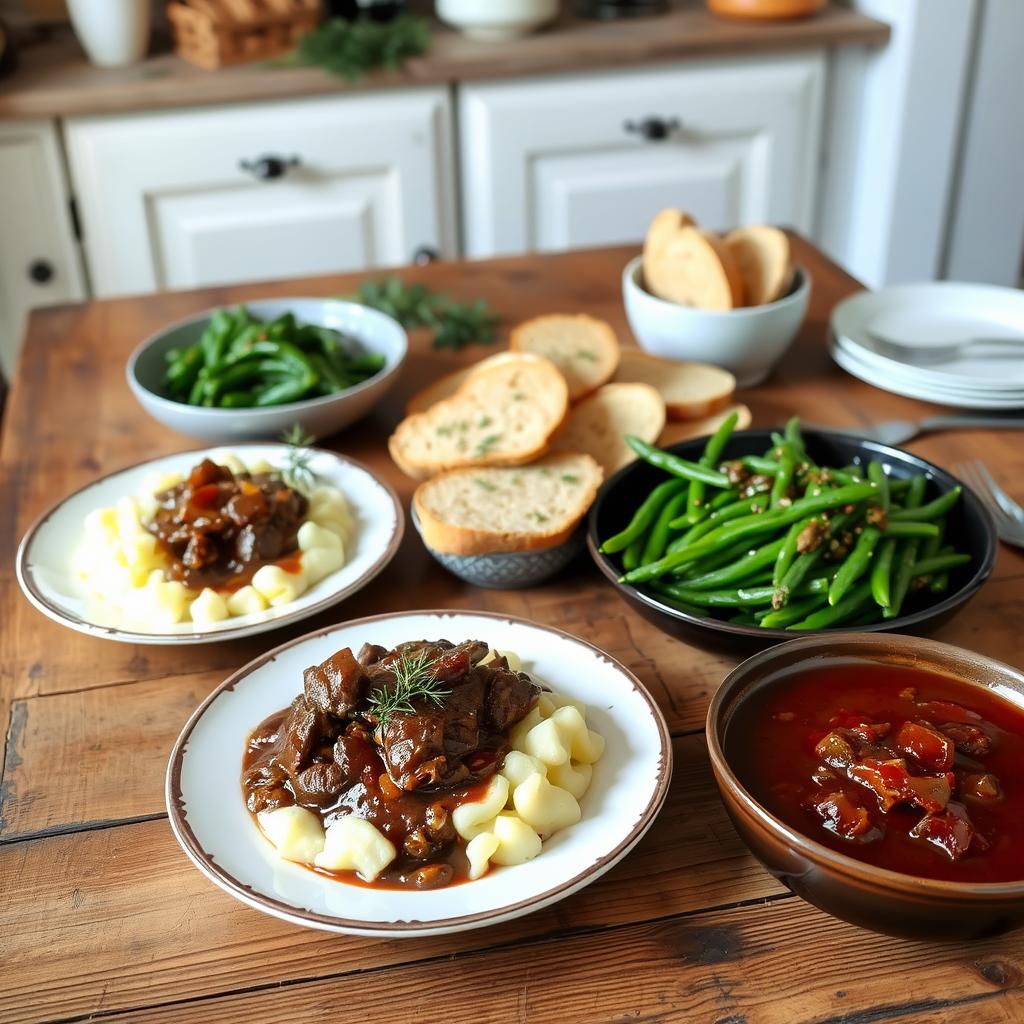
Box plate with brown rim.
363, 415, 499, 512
15, 443, 403, 644
165, 610, 673, 936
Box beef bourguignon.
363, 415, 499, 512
242, 639, 542, 889
149, 458, 308, 591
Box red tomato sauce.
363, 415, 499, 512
725, 662, 1024, 883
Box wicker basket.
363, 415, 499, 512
167, 0, 322, 70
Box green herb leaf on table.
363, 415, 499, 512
347, 276, 500, 352
366, 648, 450, 727
292, 15, 430, 82
280, 424, 317, 494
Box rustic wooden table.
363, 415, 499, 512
2, 240, 1023, 1023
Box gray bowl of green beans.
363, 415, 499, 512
127, 298, 407, 442
587, 417, 997, 650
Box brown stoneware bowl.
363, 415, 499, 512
707, 632, 1024, 940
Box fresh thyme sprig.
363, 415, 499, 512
366, 648, 450, 727
347, 276, 500, 352
280, 424, 317, 494
292, 15, 430, 82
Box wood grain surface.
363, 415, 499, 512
1, 239, 1023, 1024
0, 4, 889, 119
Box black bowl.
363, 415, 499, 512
586, 429, 998, 652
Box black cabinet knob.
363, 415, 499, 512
624, 117, 680, 142
412, 245, 440, 265
239, 155, 300, 181
28, 259, 55, 284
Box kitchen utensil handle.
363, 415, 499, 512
920, 414, 1024, 433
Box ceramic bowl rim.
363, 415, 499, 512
586, 428, 998, 642
706, 631, 1024, 898
623, 255, 810, 318
126, 297, 408, 421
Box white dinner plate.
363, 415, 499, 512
830, 283, 1024, 400
166, 611, 673, 936
16, 444, 403, 644
830, 336, 1024, 411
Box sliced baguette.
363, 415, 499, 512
414, 452, 603, 555
552, 382, 666, 476
406, 351, 523, 415
509, 314, 620, 402
657, 403, 752, 447
613, 349, 736, 421
389, 353, 568, 480
643, 208, 696, 288
725, 225, 793, 305
645, 226, 745, 310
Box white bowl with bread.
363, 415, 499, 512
390, 311, 751, 588
623, 211, 811, 387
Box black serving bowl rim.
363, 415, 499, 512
586, 428, 998, 642
706, 632, 1024, 898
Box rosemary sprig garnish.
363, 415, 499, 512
367, 648, 450, 727
280, 424, 317, 494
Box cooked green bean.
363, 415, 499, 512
622, 533, 647, 572
870, 537, 897, 608
789, 581, 875, 630
681, 537, 786, 591
625, 437, 731, 487
867, 461, 889, 511
641, 490, 690, 565
770, 448, 797, 507
829, 526, 881, 606
883, 521, 941, 539
911, 552, 971, 577
888, 486, 962, 523
600, 479, 686, 554
884, 475, 928, 620
760, 592, 829, 629
684, 410, 739, 525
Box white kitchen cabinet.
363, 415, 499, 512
459, 54, 825, 258
65, 88, 456, 297
0, 120, 86, 378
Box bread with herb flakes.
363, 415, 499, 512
405, 351, 523, 416
389, 353, 569, 480
613, 349, 736, 420
551, 382, 666, 476
414, 452, 603, 554
509, 314, 619, 402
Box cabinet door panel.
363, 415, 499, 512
66, 90, 454, 297
460, 54, 823, 258
0, 121, 86, 377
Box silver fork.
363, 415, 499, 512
955, 461, 1024, 548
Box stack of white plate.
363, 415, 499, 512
829, 282, 1024, 410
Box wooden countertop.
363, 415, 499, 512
2, 239, 1023, 1023
0, 2, 888, 119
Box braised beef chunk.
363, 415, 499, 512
939, 722, 993, 758
484, 669, 540, 732
382, 707, 448, 790
357, 643, 388, 667
279, 697, 335, 778
241, 636, 549, 890
304, 647, 368, 717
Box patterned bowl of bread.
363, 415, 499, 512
623, 211, 811, 387
390, 311, 752, 587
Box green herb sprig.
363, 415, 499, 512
292, 15, 430, 81
348, 276, 500, 352
366, 648, 450, 727
280, 424, 317, 494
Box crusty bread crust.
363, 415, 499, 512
725, 225, 793, 305
657, 403, 752, 447
645, 225, 746, 310
613, 349, 736, 421
405, 351, 522, 416
414, 452, 603, 555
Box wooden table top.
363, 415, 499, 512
2, 239, 1023, 1024
0, 4, 889, 119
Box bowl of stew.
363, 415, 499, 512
707, 632, 1024, 939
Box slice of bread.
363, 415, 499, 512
645, 226, 746, 310
613, 349, 736, 421
551, 382, 666, 476
725, 225, 793, 305
389, 354, 569, 480
406, 352, 521, 415
657, 403, 752, 447
643, 208, 696, 284
509, 314, 620, 402
414, 452, 603, 555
